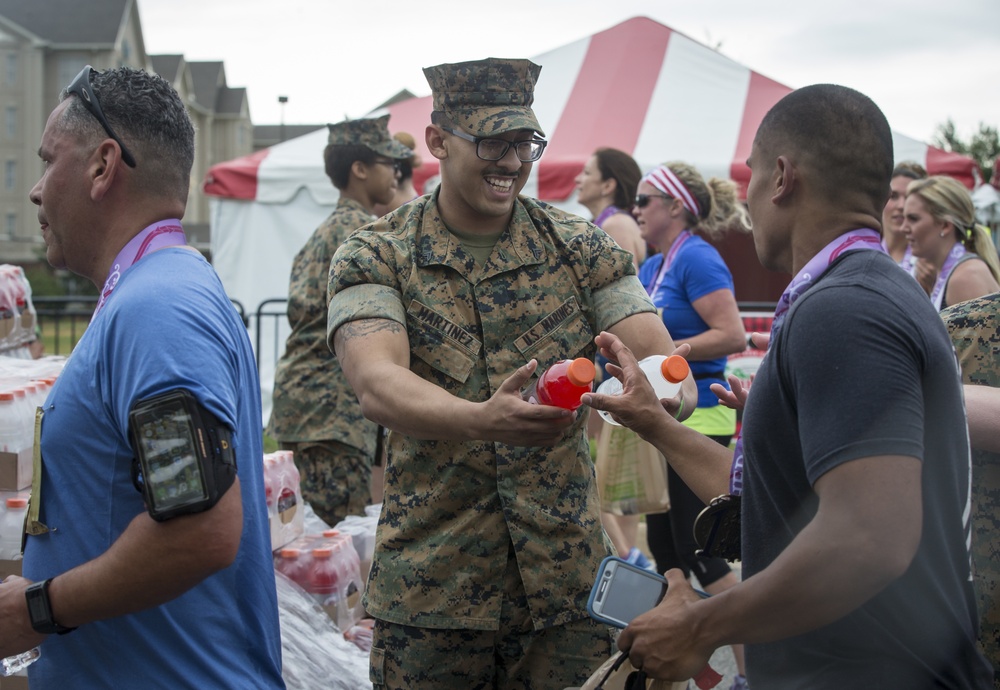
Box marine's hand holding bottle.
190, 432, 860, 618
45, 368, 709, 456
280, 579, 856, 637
474, 360, 577, 448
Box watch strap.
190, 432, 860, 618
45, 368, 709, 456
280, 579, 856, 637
25, 578, 77, 635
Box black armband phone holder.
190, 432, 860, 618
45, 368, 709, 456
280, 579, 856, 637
128, 389, 237, 521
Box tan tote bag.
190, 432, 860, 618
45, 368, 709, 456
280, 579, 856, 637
595, 424, 670, 516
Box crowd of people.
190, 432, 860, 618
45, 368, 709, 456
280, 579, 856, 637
0, 52, 998, 690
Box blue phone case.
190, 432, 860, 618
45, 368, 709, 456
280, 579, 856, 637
586, 555, 667, 628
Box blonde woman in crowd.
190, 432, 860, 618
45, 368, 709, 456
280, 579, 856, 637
903, 175, 1000, 310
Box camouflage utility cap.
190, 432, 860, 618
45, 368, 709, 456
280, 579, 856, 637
327, 114, 413, 159
424, 57, 545, 137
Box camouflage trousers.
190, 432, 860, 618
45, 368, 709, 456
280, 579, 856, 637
369, 547, 615, 689
279, 440, 371, 527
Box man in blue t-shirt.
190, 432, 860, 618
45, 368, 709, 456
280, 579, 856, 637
586, 84, 992, 688
0, 66, 284, 689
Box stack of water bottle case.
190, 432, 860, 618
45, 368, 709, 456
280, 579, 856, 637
0, 355, 65, 687
264, 449, 377, 635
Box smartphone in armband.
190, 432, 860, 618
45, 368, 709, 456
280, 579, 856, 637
128, 389, 236, 521
587, 556, 668, 628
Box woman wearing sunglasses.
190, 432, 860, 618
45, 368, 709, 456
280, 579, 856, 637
634, 161, 750, 690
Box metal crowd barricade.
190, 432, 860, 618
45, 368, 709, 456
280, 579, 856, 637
32, 296, 97, 356
31, 296, 251, 357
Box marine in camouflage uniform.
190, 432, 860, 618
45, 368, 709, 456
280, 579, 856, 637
268, 115, 411, 526
943, 291, 1000, 680
327, 58, 688, 689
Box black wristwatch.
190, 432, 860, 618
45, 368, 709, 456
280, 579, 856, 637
25, 578, 77, 635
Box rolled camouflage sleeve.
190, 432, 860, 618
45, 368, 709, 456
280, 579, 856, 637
592, 275, 656, 332
326, 235, 406, 349
327, 283, 406, 348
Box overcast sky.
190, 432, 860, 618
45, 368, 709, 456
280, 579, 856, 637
137, 0, 999, 144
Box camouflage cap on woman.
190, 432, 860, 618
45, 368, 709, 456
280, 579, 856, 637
327, 114, 413, 159
423, 57, 544, 138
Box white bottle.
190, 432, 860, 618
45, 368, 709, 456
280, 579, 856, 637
0, 495, 28, 560
0, 392, 19, 453
596, 354, 690, 426
1, 646, 40, 676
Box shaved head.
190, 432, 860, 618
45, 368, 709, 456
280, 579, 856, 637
755, 84, 894, 214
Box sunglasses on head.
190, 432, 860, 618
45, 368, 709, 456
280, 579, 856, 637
65, 66, 137, 168
633, 193, 673, 208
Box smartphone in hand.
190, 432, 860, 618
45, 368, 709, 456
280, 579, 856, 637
587, 556, 667, 628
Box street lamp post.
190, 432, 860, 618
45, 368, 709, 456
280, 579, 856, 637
278, 95, 288, 142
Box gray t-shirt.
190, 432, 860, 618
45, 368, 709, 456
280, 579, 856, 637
741, 250, 992, 688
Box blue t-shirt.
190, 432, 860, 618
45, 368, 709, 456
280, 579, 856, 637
639, 234, 734, 408
24, 248, 284, 689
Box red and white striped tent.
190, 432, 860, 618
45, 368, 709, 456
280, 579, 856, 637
203, 16, 977, 420
205, 15, 978, 307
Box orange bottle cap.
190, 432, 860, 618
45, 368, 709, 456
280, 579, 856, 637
661, 355, 690, 383
312, 547, 333, 559
6, 497, 28, 508
567, 358, 596, 387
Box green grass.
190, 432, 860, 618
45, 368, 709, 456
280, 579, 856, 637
36, 318, 89, 357
263, 432, 279, 454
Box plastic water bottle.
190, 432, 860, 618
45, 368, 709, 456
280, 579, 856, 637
522, 358, 595, 410
0, 496, 28, 559
0, 391, 19, 453
1, 647, 40, 676
597, 354, 690, 426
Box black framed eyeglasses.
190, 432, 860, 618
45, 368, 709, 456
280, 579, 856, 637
441, 126, 546, 162
65, 66, 137, 168
372, 158, 401, 173
634, 193, 673, 208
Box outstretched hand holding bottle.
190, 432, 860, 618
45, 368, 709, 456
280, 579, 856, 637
583, 335, 695, 430
596, 354, 689, 426
0, 575, 45, 672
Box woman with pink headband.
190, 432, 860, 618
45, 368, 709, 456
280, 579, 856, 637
634, 160, 750, 690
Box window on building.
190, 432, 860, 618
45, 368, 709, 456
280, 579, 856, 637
4, 213, 15, 239
4, 160, 15, 191
4, 106, 15, 139
5, 54, 16, 85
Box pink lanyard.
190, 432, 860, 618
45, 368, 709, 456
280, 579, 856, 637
94, 220, 186, 317
729, 228, 885, 495
646, 230, 691, 297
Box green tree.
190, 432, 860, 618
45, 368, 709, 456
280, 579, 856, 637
933, 119, 999, 185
